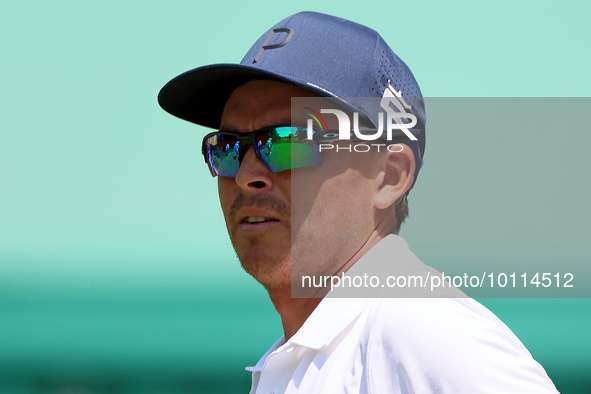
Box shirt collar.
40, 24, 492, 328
289, 297, 372, 350
287, 235, 412, 349
246, 234, 408, 371
245, 297, 371, 373
245, 335, 285, 372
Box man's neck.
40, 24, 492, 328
269, 293, 323, 341
268, 226, 390, 341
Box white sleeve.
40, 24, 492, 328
363, 298, 560, 394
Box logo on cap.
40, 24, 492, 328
302, 107, 328, 133
253, 28, 295, 64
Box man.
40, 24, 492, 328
158, 11, 559, 393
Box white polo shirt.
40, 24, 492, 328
246, 236, 559, 394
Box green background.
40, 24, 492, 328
0, 1, 589, 393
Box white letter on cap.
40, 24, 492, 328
380, 83, 417, 141
352, 112, 383, 141
321, 109, 350, 140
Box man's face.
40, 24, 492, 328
218, 80, 384, 293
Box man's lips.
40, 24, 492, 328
239, 219, 280, 231
242, 216, 279, 224
228, 193, 290, 234
236, 208, 281, 229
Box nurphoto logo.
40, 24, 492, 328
305, 81, 417, 142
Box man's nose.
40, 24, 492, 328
235, 146, 273, 191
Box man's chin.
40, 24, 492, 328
236, 247, 291, 290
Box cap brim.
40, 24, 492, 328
157, 64, 336, 129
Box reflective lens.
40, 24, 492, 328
204, 133, 241, 177
202, 126, 322, 177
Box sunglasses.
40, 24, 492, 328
202, 125, 324, 177
201, 124, 422, 177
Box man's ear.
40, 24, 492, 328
373, 144, 415, 209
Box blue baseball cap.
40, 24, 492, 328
158, 11, 426, 186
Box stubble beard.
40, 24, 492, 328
227, 193, 292, 292
234, 235, 292, 293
